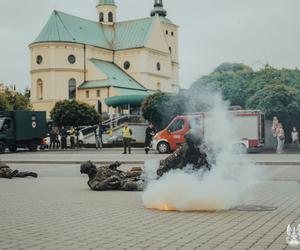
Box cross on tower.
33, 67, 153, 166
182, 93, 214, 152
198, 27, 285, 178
151, 0, 167, 17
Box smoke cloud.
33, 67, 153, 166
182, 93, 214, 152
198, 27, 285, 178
142, 91, 260, 211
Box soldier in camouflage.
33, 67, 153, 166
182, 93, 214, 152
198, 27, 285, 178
80, 161, 144, 191
157, 133, 211, 177
0, 162, 38, 179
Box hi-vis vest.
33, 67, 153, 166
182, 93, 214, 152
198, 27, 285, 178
122, 127, 132, 138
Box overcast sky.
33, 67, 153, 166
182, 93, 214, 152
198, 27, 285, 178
0, 0, 300, 90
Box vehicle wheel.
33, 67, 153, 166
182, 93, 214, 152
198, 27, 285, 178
9, 146, 17, 153
28, 143, 38, 152
78, 140, 83, 148
157, 141, 170, 154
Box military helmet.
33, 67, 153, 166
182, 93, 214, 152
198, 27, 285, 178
80, 161, 97, 174
184, 132, 202, 145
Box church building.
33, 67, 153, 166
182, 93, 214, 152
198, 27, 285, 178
29, 0, 179, 117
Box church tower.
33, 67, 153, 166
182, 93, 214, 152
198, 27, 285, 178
150, 0, 167, 17
96, 0, 117, 25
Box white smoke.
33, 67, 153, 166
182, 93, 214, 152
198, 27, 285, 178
142, 91, 259, 211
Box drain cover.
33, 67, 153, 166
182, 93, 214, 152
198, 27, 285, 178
232, 205, 277, 212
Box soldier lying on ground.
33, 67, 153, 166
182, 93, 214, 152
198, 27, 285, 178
157, 133, 211, 177
80, 161, 144, 191
0, 162, 38, 179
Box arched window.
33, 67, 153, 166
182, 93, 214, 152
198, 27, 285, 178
99, 12, 104, 22
157, 62, 161, 71
108, 12, 113, 22
37, 79, 43, 100
68, 78, 76, 99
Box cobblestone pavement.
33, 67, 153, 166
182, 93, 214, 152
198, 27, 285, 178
1, 163, 300, 250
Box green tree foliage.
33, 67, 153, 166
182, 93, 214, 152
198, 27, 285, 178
0, 94, 9, 111
192, 63, 300, 140
246, 84, 300, 120
50, 100, 100, 127
0, 89, 31, 111
142, 92, 187, 130
10, 93, 32, 110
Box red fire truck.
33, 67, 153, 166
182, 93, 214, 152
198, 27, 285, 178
152, 110, 265, 154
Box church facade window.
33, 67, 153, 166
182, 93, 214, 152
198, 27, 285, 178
169, 47, 172, 53
37, 79, 43, 100
123, 61, 130, 70
171, 31, 174, 36
36, 55, 43, 65
68, 78, 76, 99
99, 12, 104, 22
97, 89, 101, 97
86, 91, 89, 98
166, 30, 168, 35
68, 55, 76, 64
157, 62, 161, 71
108, 12, 113, 22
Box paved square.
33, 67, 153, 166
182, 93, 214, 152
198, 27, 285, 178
1, 153, 300, 250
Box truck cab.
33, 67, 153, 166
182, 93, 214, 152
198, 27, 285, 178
0, 117, 15, 151
152, 114, 204, 153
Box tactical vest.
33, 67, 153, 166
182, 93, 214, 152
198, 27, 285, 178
122, 127, 132, 138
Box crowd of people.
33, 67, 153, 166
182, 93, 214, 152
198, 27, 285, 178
47, 124, 104, 150
272, 116, 299, 154
48, 126, 78, 150
47, 122, 156, 153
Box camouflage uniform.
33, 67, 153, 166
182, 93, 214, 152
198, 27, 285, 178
0, 163, 38, 179
157, 134, 211, 177
80, 161, 144, 191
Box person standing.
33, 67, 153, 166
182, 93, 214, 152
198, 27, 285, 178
145, 123, 156, 154
60, 126, 67, 149
49, 127, 56, 150
69, 126, 76, 149
276, 123, 285, 154
99, 122, 104, 146
94, 124, 103, 150
54, 126, 60, 149
291, 127, 299, 148
272, 116, 279, 151
122, 123, 132, 154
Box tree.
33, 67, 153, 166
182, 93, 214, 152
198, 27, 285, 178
11, 93, 32, 110
0, 94, 9, 111
0, 90, 31, 111
213, 63, 253, 74
190, 63, 300, 142
142, 92, 187, 130
142, 92, 164, 123
246, 84, 300, 131
50, 100, 100, 127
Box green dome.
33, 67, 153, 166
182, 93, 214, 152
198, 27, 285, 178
98, 0, 116, 5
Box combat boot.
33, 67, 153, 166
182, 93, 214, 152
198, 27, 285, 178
8, 170, 19, 179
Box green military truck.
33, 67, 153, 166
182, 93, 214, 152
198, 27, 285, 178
0, 111, 47, 153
